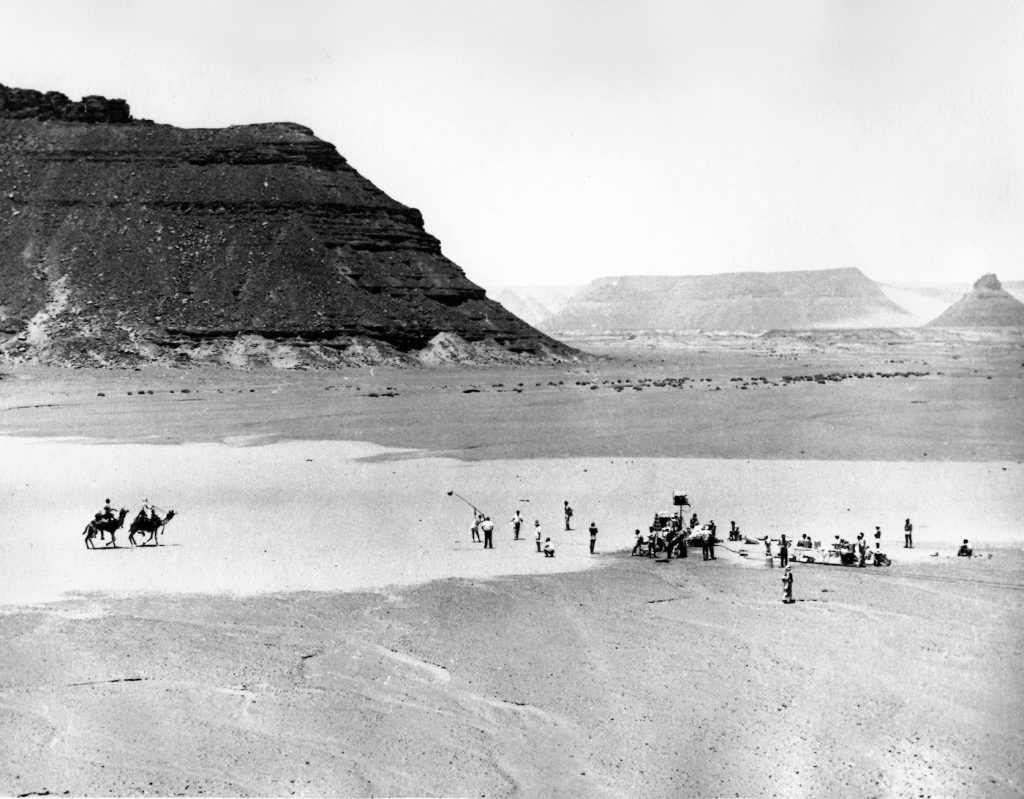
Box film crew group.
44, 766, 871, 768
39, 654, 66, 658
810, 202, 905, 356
464, 500, 599, 559
82, 498, 174, 548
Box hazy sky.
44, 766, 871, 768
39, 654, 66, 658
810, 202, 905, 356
2, 0, 1022, 290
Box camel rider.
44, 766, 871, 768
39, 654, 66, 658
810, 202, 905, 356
142, 498, 160, 521
101, 498, 116, 521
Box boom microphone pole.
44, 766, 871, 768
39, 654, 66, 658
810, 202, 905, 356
446, 490, 481, 515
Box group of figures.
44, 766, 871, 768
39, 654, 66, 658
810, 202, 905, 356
631, 512, 719, 561
82, 498, 175, 549
469, 501, 599, 558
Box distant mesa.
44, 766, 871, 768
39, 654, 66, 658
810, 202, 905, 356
490, 285, 585, 327
924, 274, 1024, 328
540, 267, 915, 333
0, 82, 574, 367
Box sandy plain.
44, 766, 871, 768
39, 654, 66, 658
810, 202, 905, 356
0, 332, 1022, 797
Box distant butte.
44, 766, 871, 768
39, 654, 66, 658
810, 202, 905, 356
540, 267, 914, 333
925, 273, 1024, 328
0, 82, 575, 367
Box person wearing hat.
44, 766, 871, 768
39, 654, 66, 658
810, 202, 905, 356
97, 498, 117, 540
782, 566, 794, 603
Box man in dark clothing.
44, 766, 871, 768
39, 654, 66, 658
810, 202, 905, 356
588, 522, 598, 554
481, 516, 494, 549
564, 501, 573, 531
904, 519, 913, 548
701, 529, 710, 561
782, 567, 794, 603
708, 521, 717, 560
779, 534, 788, 567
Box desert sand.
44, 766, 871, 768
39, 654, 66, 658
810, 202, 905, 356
1, 335, 1022, 797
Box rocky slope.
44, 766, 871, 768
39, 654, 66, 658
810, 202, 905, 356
924, 273, 1024, 328
540, 267, 914, 333
0, 83, 572, 366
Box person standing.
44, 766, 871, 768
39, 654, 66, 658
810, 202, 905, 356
782, 567, 794, 603
764, 536, 773, 568
471, 512, 482, 543
904, 518, 913, 548
778, 534, 788, 567
481, 516, 494, 549
632, 529, 644, 556
857, 533, 867, 568
701, 528, 710, 561
588, 521, 598, 554
708, 521, 717, 560
563, 501, 573, 531
511, 510, 523, 540
535, 520, 543, 552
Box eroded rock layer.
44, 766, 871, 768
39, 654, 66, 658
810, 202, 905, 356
0, 83, 571, 366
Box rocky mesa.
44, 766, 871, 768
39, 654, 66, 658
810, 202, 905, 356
0, 83, 573, 367
540, 267, 914, 334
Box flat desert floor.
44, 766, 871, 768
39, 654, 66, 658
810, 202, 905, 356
0, 331, 1022, 797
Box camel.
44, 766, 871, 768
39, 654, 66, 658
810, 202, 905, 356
83, 508, 128, 549
128, 509, 176, 547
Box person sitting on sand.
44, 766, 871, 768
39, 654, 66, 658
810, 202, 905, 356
958, 539, 973, 558
543, 538, 555, 557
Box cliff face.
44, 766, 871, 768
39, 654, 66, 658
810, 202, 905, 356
925, 273, 1024, 328
0, 83, 571, 366
541, 268, 914, 333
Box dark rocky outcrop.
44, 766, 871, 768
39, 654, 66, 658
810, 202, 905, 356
0, 84, 131, 124
0, 82, 572, 366
541, 268, 914, 333
924, 273, 1024, 328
